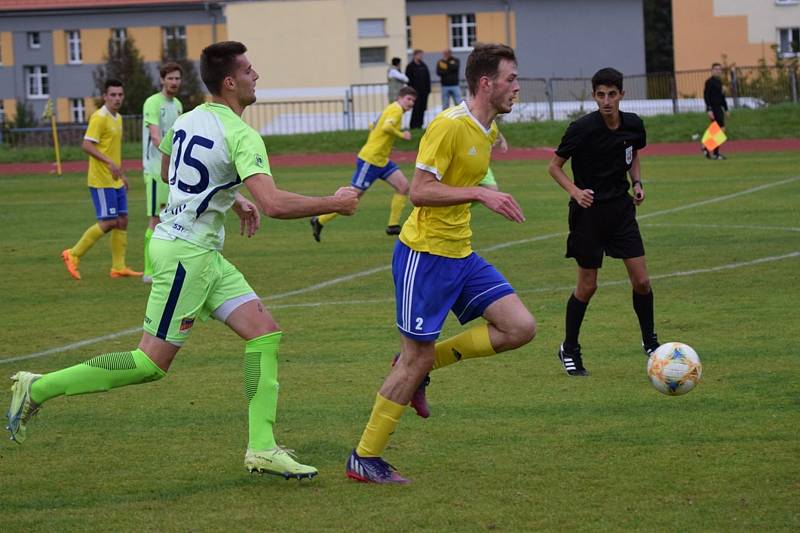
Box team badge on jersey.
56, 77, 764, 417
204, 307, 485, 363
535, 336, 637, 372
255, 154, 265, 168
625, 145, 633, 165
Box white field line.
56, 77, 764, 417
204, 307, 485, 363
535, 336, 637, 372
2, 178, 797, 364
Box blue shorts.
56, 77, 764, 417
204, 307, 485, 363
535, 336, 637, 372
392, 241, 515, 341
89, 187, 128, 220
350, 158, 400, 191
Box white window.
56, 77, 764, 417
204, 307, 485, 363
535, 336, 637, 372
406, 16, 412, 51
359, 46, 386, 66
162, 26, 187, 58
25, 65, 49, 98
775, 1, 799, 6
111, 28, 127, 53
0, 100, 5, 124
27, 32, 41, 49
449, 14, 476, 51
70, 98, 85, 123
779, 27, 800, 56
67, 30, 82, 64
358, 19, 385, 38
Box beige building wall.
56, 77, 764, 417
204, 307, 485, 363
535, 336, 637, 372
128, 27, 162, 62
409, 15, 448, 52
226, 0, 406, 99
3, 98, 16, 122
673, 0, 800, 71
476, 11, 516, 48
0, 32, 12, 66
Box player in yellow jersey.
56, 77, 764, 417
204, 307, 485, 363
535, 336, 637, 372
346, 44, 537, 484
310, 86, 417, 242
61, 79, 141, 280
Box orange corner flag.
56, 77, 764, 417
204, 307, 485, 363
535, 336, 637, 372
701, 121, 727, 151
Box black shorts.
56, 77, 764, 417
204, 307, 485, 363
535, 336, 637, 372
566, 195, 645, 269
711, 107, 725, 128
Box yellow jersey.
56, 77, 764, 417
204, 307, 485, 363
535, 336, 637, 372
357, 101, 405, 167
400, 102, 498, 258
84, 106, 123, 189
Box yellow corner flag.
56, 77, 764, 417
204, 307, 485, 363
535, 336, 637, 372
42, 98, 63, 176
701, 121, 727, 152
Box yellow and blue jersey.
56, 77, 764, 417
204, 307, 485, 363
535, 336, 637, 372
400, 102, 498, 258
358, 102, 405, 167
84, 106, 123, 189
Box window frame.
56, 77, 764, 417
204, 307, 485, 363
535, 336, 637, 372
25, 65, 49, 99
162, 25, 187, 59
359, 46, 387, 66
70, 98, 86, 123
27, 32, 41, 49
406, 16, 412, 52
111, 28, 127, 54
67, 30, 82, 64
778, 27, 800, 57
449, 13, 476, 51
357, 18, 386, 39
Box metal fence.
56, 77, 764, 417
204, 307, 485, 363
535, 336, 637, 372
2, 65, 797, 143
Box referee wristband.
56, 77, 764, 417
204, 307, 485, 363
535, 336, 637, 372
632, 180, 642, 188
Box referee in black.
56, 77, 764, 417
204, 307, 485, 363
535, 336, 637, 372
703, 62, 729, 160
548, 67, 660, 377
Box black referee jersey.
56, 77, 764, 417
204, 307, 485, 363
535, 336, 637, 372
555, 110, 646, 202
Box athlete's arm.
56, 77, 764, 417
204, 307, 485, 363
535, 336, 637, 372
160, 153, 170, 183
82, 139, 124, 180
548, 155, 593, 208
244, 173, 358, 219
629, 151, 645, 206
410, 167, 524, 223
148, 124, 162, 149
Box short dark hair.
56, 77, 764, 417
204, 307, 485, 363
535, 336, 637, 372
160, 61, 183, 78
464, 42, 517, 95
413, 49, 423, 55
104, 79, 123, 92
391, 57, 402, 67
711, 62, 722, 69
591, 67, 623, 92
201, 41, 248, 96
398, 86, 417, 98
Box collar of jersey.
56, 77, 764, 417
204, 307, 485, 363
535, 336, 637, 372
459, 102, 492, 136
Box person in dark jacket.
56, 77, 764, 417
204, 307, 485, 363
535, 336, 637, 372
703, 62, 729, 160
405, 49, 431, 129
437, 48, 461, 109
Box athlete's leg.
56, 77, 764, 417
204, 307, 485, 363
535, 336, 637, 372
384, 169, 409, 230
624, 255, 657, 348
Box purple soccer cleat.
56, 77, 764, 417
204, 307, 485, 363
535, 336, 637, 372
345, 450, 410, 484
391, 353, 430, 418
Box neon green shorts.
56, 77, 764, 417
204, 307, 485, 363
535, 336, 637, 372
479, 167, 497, 187
143, 237, 258, 344
144, 172, 170, 217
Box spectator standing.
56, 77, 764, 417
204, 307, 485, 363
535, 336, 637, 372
437, 49, 461, 109
387, 57, 409, 103
405, 49, 431, 129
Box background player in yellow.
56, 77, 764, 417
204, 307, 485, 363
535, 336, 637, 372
310, 86, 417, 241
142, 62, 183, 283
345, 44, 537, 484
61, 79, 141, 280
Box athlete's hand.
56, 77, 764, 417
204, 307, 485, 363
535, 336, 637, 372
334, 186, 359, 216
707, 110, 715, 121
479, 189, 525, 223
120, 174, 129, 191
233, 196, 261, 237
632, 183, 645, 206
572, 188, 594, 208
108, 162, 124, 180
402, 131, 412, 141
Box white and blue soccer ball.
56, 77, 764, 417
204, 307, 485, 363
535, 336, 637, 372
647, 342, 702, 396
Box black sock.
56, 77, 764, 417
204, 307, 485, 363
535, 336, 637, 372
564, 294, 588, 351
713, 147, 720, 156
632, 289, 655, 343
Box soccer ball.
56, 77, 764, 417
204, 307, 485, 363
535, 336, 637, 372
647, 342, 702, 396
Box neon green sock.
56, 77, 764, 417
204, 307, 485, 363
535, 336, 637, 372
30, 349, 165, 404
144, 227, 154, 276
245, 332, 283, 451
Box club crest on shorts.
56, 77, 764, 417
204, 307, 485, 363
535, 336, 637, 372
179, 317, 195, 333
625, 145, 633, 165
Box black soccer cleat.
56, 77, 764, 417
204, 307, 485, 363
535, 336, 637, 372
642, 335, 661, 358
558, 344, 589, 376
385, 225, 401, 236
310, 217, 323, 242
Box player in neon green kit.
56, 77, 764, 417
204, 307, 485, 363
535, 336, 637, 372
142, 62, 183, 283
310, 86, 417, 241
61, 79, 141, 280
7, 42, 359, 479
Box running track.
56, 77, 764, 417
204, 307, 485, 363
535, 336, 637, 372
0, 138, 797, 176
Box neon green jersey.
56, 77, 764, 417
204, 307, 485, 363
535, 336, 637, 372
400, 102, 498, 258
142, 92, 183, 175
358, 101, 405, 167
84, 106, 123, 189
156, 102, 271, 251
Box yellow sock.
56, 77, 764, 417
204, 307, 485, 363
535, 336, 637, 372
318, 212, 338, 225
110, 229, 127, 271
433, 323, 496, 370
388, 193, 407, 226
71, 223, 105, 260
356, 393, 405, 457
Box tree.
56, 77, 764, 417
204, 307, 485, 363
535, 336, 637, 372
13, 99, 39, 128
163, 41, 207, 112
643, 0, 674, 74
93, 36, 155, 115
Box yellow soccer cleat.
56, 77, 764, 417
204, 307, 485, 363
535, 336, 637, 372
244, 446, 318, 480
6, 371, 42, 444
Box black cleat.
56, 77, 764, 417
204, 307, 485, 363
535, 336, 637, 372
559, 344, 589, 376
310, 217, 323, 242
642, 335, 661, 358
714, 153, 726, 160
385, 225, 401, 236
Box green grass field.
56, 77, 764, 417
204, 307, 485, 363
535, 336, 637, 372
1, 152, 798, 531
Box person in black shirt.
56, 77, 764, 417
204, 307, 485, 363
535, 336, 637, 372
548, 67, 660, 377
703, 62, 729, 160
437, 48, 462, 108
405, 49, 431, 129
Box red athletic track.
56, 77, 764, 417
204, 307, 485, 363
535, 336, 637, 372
0, 138, 797, 176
